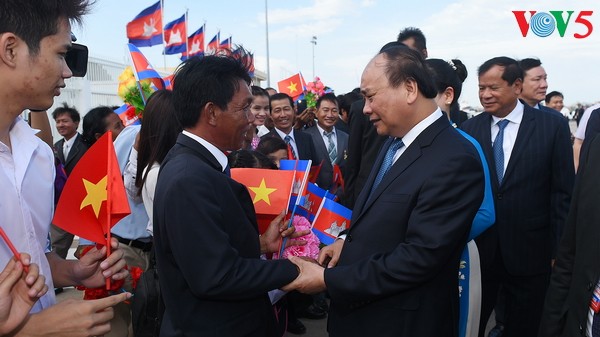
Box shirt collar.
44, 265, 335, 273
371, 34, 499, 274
400, 108, 443, 149
275, 127, 295, 141
491, 100, 524, 126
182, 130, 228, 172
316, 124, 335, 136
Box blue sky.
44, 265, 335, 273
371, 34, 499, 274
73, 0, 599, 108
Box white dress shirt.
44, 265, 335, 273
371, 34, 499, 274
490, 100, 524, 175
274, 128, 299, 158
392, 108, 444, 164
62, 133, 77, 160
182, 130, 228, 172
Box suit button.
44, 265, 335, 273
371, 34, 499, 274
346, 235, 353, 242
579, 325, 584, 333
497, 193, 503, 200
588, 282, 594, 291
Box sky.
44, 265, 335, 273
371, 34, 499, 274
73, 0, 600, 109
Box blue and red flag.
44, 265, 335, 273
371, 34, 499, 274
312, 198, 352, 245
181, 25, 205, 60
279, 159, 312, 210
114, 104, 140, 127
164, 14, 187, 55
127, 44, 165, 101
126, 1, 162, 47
206, 32, 220, 54
219, 36, 232, 51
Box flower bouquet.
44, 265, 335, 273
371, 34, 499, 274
304, 76, 326, 109
117, 66, 155, 118
274, 215, 320, 260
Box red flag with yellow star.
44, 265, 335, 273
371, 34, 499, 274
277, 73, 304, 100
231, 168, 295, 216
53, 132, 130, 244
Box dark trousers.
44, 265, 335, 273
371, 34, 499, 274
478, 252, 550, 337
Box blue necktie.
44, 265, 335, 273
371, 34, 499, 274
371, 138, 404, 194
284, 135, 297, 159
324, 131, 337, 164
223, 164, 231, 177
593, 312, 600, 337
493, 119, 510, 184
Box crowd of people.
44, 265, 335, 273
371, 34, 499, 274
2, 1, 600, 337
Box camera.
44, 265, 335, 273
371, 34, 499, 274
66, 43, 88, 77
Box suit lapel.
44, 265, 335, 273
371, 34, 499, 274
352, 137, 390, 218
177, 133, 223, 172
64, 135, 82, 167
502, 105, 535, 185
56, 139, 65, 163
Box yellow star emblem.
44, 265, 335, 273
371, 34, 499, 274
249, 178, 277, 205
287, 81, 298, 94
80, 176, 107, 218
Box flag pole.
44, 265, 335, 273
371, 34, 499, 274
105, 131, 113, 290
265, 0, 271, 86
160, 0, 166, 69
184, 9, 189, 57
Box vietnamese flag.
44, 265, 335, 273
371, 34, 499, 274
277, 73, 304, 100
312, 198, 352, 245
53, 132, 130, 244
231, 168, 295, 234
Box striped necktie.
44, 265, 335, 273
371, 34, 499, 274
493, 119, 510, 183
324, 131, 337, 164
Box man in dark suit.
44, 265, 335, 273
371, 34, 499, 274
283, 45, 484, 337
51, 103, 88, 259
539, 133, 600, 337
153, 54, 300, 336
342, 29, 428, 209
578, 107, 600, 171
304, 93, 348, 194
460, 57, 574, 337
262, 92, 317, 162
518, 58, 561, 115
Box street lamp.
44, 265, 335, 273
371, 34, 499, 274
311, 36, 317, 79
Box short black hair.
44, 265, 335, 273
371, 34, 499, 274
81, 106, 113, 147
316, 93, 339, 109
478, 56, 523, 85
228, 149, 277, 169
256, 136, 287, 156
0, 0, 93, 55
52, 102, 80, 123
397, 27, 427, 52
172, 50, 252, 128
519, 58, 542, 74
545, 91, 563, 104
379, 46, 437, 99
269, 93, 294, 111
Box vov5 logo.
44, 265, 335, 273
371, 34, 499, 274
512, 11, 593, 38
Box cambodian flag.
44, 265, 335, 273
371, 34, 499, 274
219, 36, 232, 50
127, 44, 164, 101
126, 1, 162, 47
114, 104, 140, 127
181, 25, 204, 61
206, 32, 219, 54
164, 14, 186, 55
312, 198, 352, 245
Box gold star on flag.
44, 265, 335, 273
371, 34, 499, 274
80, 176, 108, 218
287, 81, 298, 94
249, 178, 277, 205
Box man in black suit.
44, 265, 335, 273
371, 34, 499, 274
153, 53, 300, 336
304, 93, 348, 194
518, 58, 561, 115
51, 103, 88, 259
342, 28, 428, 209
262, 92, 317, 162
460, 57, 574, 337
539, 133, 600, 337
284, 45, 484, 337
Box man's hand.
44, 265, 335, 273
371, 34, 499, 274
13, 292, 131, 337
0, 254, 47, 335
318, 238, 345, 268
260, 211, 311, 254
74, 238, 128, 288
294, 108, 316, 129
282, 256, 326, 294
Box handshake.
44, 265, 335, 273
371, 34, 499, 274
282, 239, 345, 294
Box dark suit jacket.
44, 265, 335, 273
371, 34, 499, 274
262, 128, 318, 162
54, 133, 88, 175
539, 133, 600, 337
153, 133, 298, 337
303, 125, 348, 191
324, 116, 484, 337
461, 102, 574, 276
341, 99, 386, 209
578, 107, 600, 171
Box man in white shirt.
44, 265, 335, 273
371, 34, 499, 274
0, 1, 130, 335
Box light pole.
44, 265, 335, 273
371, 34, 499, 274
311, 36, 317, 79
265, 0, 271, 86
